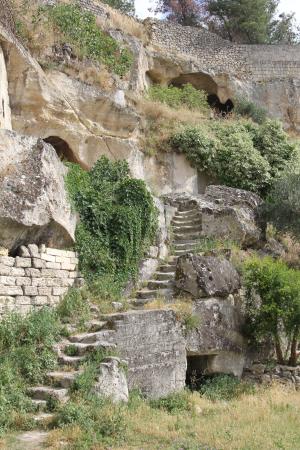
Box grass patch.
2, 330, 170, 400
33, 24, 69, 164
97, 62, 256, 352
148, 84, 210, 113
199, 374, 255, 402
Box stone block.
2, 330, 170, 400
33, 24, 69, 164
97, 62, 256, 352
48, 295, 61, 305
10, 267, 25, 277
28, 244, 40, 257
40, 269, 69, 278
60, 277, 75, 287
70, 257, 79, 264
33, 296, 49, 305
25, 268, 41, 277
65, 250, 77, 258
16, 277, 31, 286
31, 277, 47, 287
0, 256, 14, 266
45, 248, 67, 257
69, 271, 80, 279
0, 295, 15, 306
18, 246, 31, 257
15, 256, 32, 268
45, 278, 63, 287
61, 262, 76, 271
15, 295, 32, 305
0, 264, 10, 276
52, 287, 68, 296
38, 287, 52, 296
23, 286, 38, 296
40, 253, 56, 263
0, 285, 23, 296
0, 276, 16, 286
45, 261, 61, 270
55, 256, 70, 264
18, 305, 33, 314
32, 258, 47, 269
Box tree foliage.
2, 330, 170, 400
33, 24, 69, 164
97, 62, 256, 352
102, 0, 135, 15
205, 0, 300, 43
65, 157, 158, 297
243, 257, 300, 366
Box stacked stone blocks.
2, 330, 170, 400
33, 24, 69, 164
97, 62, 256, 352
0, 244, 83, 315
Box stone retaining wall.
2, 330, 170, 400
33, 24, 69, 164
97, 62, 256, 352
0, 244, 83, 315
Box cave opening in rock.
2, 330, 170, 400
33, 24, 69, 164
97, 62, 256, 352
43, 136, 78, 163
186, 354, 215, 389
169, 72, 234, 116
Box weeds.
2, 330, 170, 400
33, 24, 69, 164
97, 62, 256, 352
200, 374, 255, 401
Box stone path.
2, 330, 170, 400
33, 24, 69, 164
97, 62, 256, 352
133, 201, 202, 306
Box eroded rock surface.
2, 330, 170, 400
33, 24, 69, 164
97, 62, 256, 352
0, 130, 76, 252
93, 357, 129, 403
175, 253, 240, 298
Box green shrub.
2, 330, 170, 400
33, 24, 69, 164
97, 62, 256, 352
243, 257, 300, 366
66, 156, 158, 297
171, 120, 295, 195
57, 287, 90, 326
200, 375, 255, 401
45, 3, 132, 76
150, 390, 193, 414
148, 84, 209, 112
235, 97, 267, 124
171, 123, 271, 193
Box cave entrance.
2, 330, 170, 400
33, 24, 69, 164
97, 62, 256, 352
43, 136, 78, 163
186, 354, 215, 389
207, 94, 234, 116
169, 72, 234, 116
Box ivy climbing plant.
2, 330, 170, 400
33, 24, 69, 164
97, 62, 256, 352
66, 157, 158, 298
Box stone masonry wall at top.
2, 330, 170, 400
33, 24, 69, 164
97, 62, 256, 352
147, 20, 300, 82
0, 244, 83, 316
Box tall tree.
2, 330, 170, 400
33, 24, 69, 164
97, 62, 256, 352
204, 0, 299, 44
154, 0, 203, 26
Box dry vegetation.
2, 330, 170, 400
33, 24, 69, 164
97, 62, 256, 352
3, 385, 295, 450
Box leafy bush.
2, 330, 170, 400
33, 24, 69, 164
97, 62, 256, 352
150, 390, 193, 414
171, 120, 295, 195
235, 97, 267, 124
45, 3, 132, 76
243, 257, 300, 366
148, 84, 209, 113
200, 375, 255, 401
66, 156, 158, 297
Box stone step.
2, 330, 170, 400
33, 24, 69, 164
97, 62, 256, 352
63, 341, 115, 357
27, 386, 69, 403
86, 320, 108, 332
136, 288, 174, 300
68, 330, 114, 344
174, 209, 198, 216
158, 264, 177, 273
174, 242, 199, 250
147, 280, 174, 290
58, 354, 86, 368
154, 272, 175, 281
33, 413, 55, 426
31, 399, 47, 411
172, 213, 201, 221
174, 231, 202, 241
174, 249, 195, 256
47, 370, 81, 389
173, 225, 202, 233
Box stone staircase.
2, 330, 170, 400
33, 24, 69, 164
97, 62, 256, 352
133, 201, 202, 306
26, 310, 116, 426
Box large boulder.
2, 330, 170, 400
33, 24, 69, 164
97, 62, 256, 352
0, 130, 76, 252
176, 253, 240, 298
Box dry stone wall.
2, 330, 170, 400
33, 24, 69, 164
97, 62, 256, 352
0, 244, 83, 315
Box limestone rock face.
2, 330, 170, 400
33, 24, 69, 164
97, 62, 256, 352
0, 130, 76, 252
93, 357, 129, 403
175, 254, 240, 298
